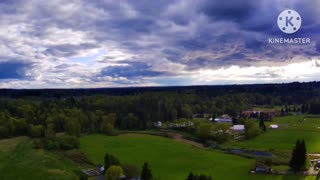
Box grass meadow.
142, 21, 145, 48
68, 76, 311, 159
0, 137, 78, 180
80, 134, 314, 180
224, 115, 320, 153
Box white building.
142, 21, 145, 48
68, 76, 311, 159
231, 125, 245, 131
269, 124, 279, 129
214, 114, 233, 123
154, 121, 162, 127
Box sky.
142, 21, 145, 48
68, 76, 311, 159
0, 0, 320, 88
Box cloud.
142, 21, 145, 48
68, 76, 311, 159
44, 43, 99, 57
202, 0, 258, 22
99, 61, 167, 79
0, 0, 320, 88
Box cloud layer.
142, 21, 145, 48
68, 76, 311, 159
0, 0, 320, 88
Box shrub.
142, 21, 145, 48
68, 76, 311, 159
58, 135, 80, 150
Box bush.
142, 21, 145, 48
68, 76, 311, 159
46, 140, 60, 150
36, 135, 79, 150
104, 153, 121, 170
122, 163, 139, 179
58, 135, 80, 150
29, 125, 44, 138
244, 120, 261, 139
186, 172, 212, 180
33, 138, 42, 149
105, 166, 124, 180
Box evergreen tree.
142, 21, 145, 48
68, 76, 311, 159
281, 107, 285, 116
259, 114, 266, 132
301, 104, 305, 113
290, 139, 307, 173
186, 172, 194, 180
290, 140, 299, 172
104, 153, 120, 170
141, 162, 152, 180
300, 140, 307, 170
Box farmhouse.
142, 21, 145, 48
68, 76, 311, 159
214, 114, 233, 123
242, 110, 277, 118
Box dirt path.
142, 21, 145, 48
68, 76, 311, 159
168, 133, 205, 149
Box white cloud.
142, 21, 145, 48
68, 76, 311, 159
0, 0, 319, 88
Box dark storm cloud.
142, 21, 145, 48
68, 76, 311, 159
0, 60, 33, 79
202, 0, 258, 22
99, 61, 167, 78
316, 40, 320, 52
44, 43, 99, 57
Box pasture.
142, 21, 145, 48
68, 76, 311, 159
224, 115, 320, 153
80, 134, 314, 180
0, 137, 79, 180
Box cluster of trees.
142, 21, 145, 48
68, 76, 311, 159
195, 122, 232, 143
186, 173, 212, 180
33, 135, 79, 150
244, 120, 261, 139
289, 139, 308, 173
104, 153, 152, 180
280, 102, 320, 115
0, 82, 320, 144
173, 118, 263, 144
2, 82, 320, 104
0, 91, 250, 141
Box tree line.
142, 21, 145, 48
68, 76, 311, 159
0, 83, 320, 143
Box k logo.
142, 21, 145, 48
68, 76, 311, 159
277, 9, 302, 34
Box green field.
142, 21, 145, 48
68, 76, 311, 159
0, 137, 79, 180
80, 134, 314, 180
224, 115, 320, 153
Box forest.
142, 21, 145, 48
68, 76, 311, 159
1, 82, 320, 149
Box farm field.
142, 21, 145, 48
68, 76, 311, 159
80, 134, 314, 180
223, 115, 320, 153
0, 137, 79, 180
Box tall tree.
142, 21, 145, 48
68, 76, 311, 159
141, 162, 152, 180
104, 153, 120, 170
290, 139, 307, 172
100, 113, 117, 134
186, 172, 194, 180
259, 113, 267, 132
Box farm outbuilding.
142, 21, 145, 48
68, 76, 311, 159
231, 125, 245, 131
269, 124, 279, 129
214, 114, 233, 123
